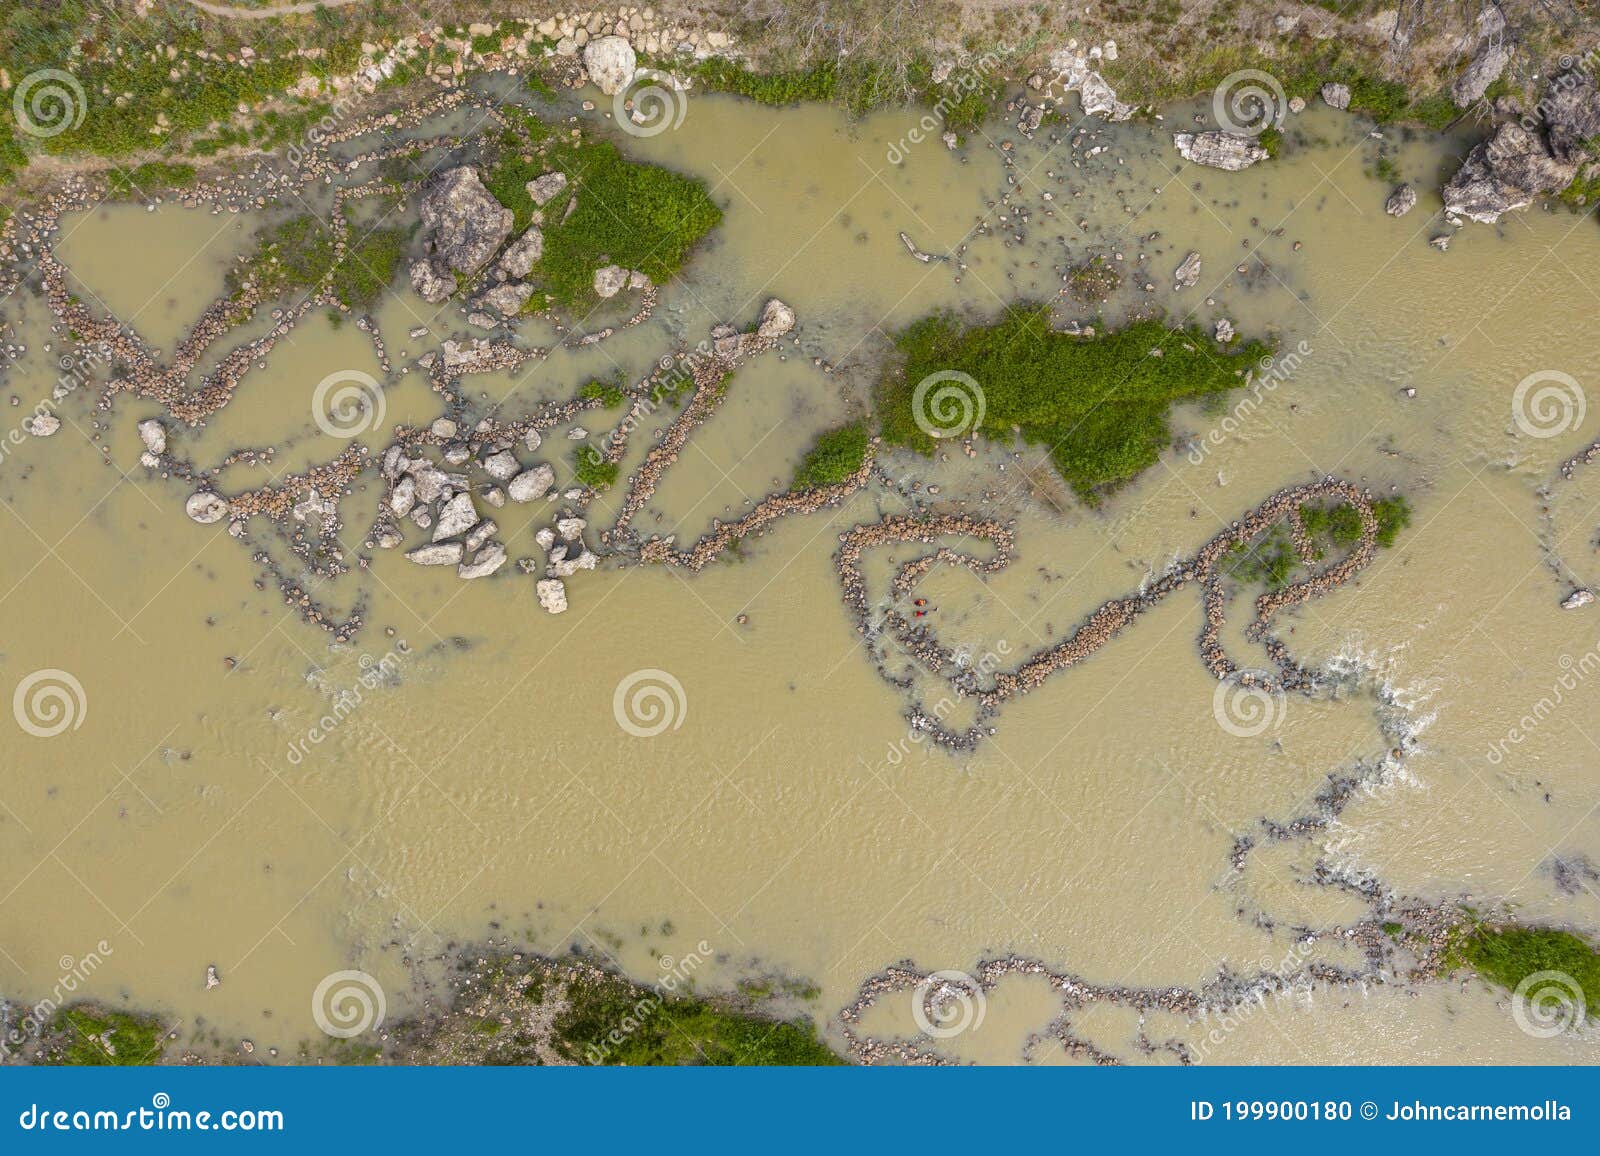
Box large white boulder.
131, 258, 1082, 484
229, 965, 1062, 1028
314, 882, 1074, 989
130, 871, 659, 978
583, 36, 637, 96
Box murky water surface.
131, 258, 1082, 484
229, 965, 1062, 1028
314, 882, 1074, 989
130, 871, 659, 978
4, 93, 1599, 1064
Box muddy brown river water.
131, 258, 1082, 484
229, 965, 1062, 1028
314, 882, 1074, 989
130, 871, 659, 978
2, 89, 1599, 1063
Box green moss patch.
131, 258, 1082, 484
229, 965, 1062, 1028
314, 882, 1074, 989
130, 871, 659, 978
553, 971, 842, 1066
45, 1005, 165, 1066
483, 127, 721, 310
878, 305, 1268, 501
793, 421, 870, 489
231, 212, 407, 310
107, 161, 197, 197
1449, 923, 1600, 1020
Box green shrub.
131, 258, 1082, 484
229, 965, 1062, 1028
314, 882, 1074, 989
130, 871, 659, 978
793, 421, 870, 488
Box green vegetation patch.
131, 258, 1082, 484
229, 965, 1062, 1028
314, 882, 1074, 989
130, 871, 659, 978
46, 1005, 165, 1066
553, 971, 841, 1066
483, 128, 721, 309
680, 55, 998, 133
793, 421, 870, 489
1231, 495, 1411, 589
230, 212, 407, 310
1449, 922, 1600, 1020
878, 305, 1267, 500
107, 161, 197, 198
574, 445, 619, 490
578, 376, 626, 408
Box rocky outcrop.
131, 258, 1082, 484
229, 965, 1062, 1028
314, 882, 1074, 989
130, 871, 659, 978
185, 491, 228, 523
481, 281, 534, 316
411, 167, 513, 302
593, 264, 630, 298
409, 259, 455, 304
536, 577, 568, 613
1443, 70, 1600, 224
1044, 45, 1132, 121
1542, 70, 1600, 164
508, 464, 556, 503
757, 298, 796, 338
1452, 40, 1511, 107
406, 542, 464, 566
433, 492, 478, 541
1321, 83, 1351, 110
1173, 131, 1268, 171
495, 227, 544, 281
583, 36, 636, 96
1174, 251, 1201, 289
459, 543, 507, 580
1443, 121, 1576, 224
1384, 184, 1417, 216
527, 172, 568, 206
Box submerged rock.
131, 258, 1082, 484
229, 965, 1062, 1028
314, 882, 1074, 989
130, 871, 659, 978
23, 413, 60, 437
1562, 589, 1595, 610
1173, 131, 1268, 171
